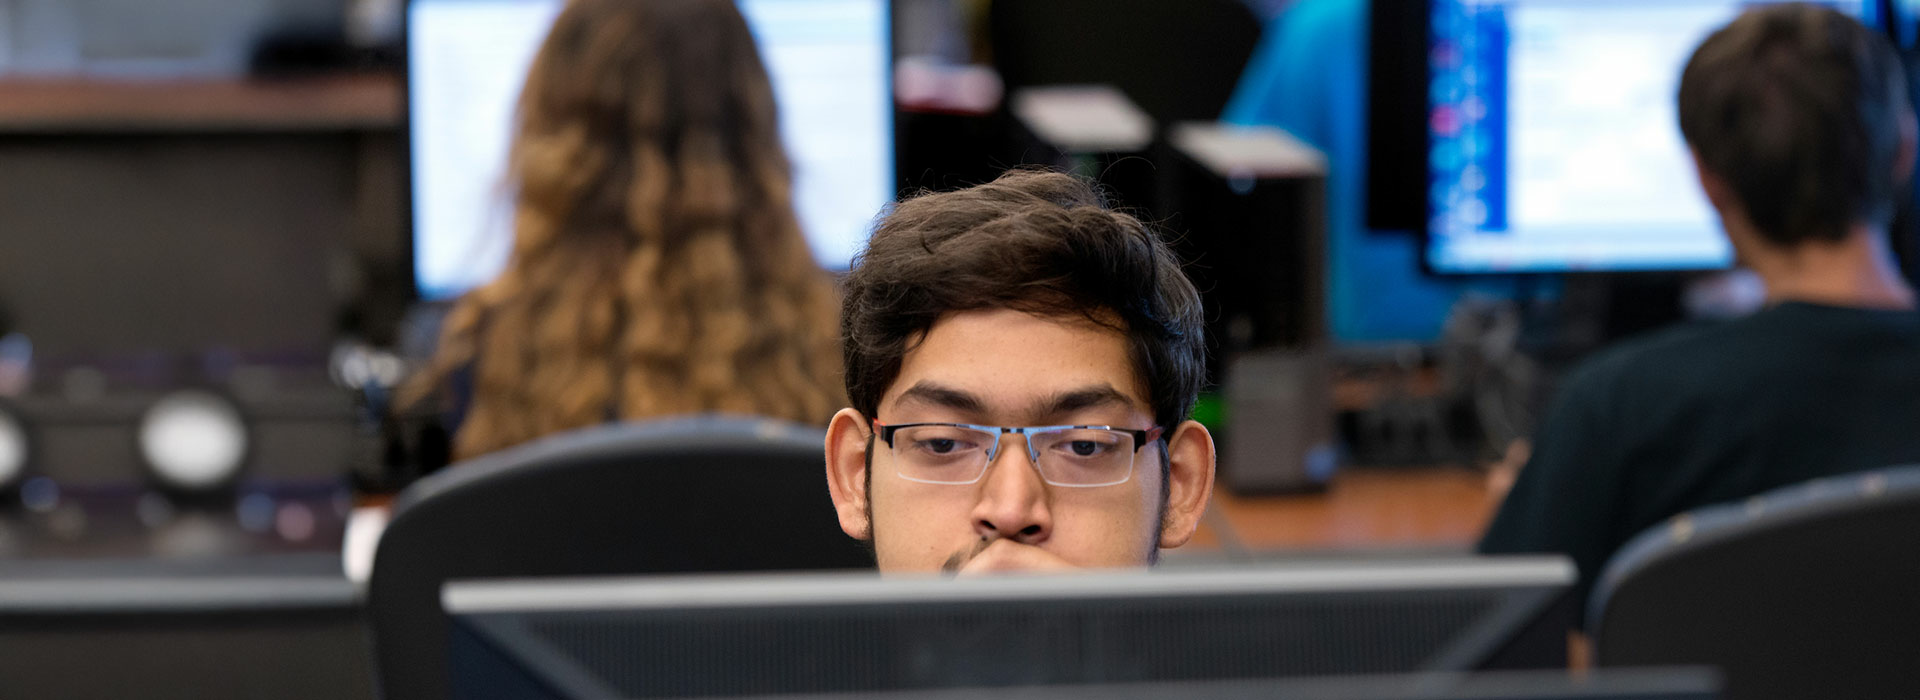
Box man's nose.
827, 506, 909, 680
969, 440, 1052, 545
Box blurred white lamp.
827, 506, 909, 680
0, 405, 27, 490
138, 390, 249, 491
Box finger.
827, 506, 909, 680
941, 537, 994, 574
956, 540, 1075, 575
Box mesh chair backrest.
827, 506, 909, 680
366, 415, 872, 699
1591, 465, 1920, 700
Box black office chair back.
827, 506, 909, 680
1590, 465, 1920, 700
366, 415, 872, 699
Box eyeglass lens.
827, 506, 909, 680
891, 425, 1137, 486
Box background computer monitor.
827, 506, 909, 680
1398, 0, 1867, 274
406, 0, 893, 300
443, 557, 1576, 699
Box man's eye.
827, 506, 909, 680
910, 437, 981, 455
1048, 434, 1123, 458
1067, 441, 1108, 456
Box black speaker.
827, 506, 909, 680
1162, 123, 1335, 493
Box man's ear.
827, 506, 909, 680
824, 408, 874, 541
1894, 111, 1917, 187
1692, 148, 1767, 259
1690, 148, 1736, 213
1157, 419, 1216, 549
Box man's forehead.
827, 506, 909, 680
881, 309, 1153, 419
891, 380, 1140, 417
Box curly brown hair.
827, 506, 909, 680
404, 0, 845, 460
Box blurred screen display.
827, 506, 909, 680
408, 0, 893, 299
1425, 0, 1866, 274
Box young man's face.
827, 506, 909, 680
825, 308, 1215, 573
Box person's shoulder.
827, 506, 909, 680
1555, 303, 1907, 401
1768, 301, 1920, 340
1559, 319, 1736, 396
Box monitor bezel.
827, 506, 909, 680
445, 558, 1577, 699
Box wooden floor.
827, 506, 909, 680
1185, 466, 1502, 554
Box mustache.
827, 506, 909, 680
940, 536, 994, 574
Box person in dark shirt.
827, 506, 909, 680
1480, 3, 1920, 624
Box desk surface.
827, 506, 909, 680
0, 466, 1493, 568
0, 75, 401, 133
1197, 467, 1500, 553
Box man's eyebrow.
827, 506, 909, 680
1037, 386, 1136, 419
894, 382, 988, 415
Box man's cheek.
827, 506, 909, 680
1050, 509, 1158, 568
869, 500, 963, 571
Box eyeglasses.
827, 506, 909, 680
873, 420, 1164, 487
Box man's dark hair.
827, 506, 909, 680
841, 169, 1206, 431
1679, 2, 1913, 246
